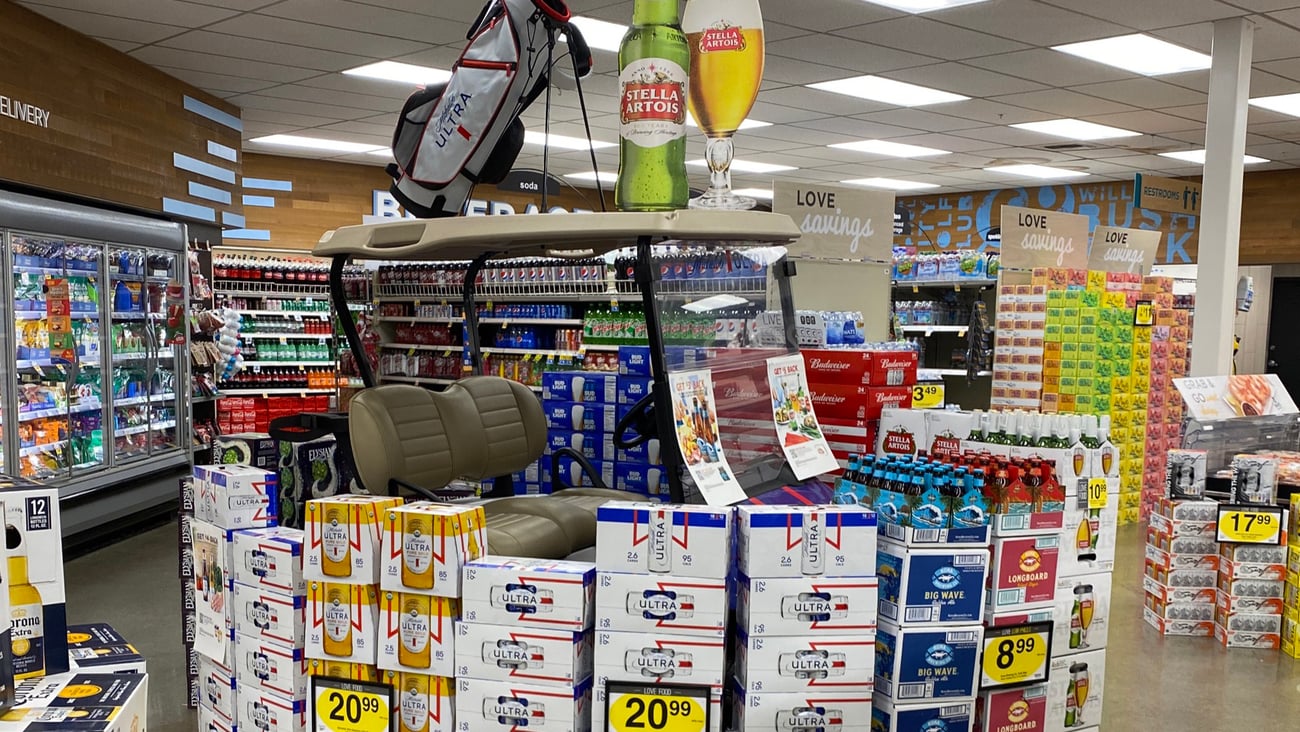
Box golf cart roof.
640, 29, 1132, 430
314, 209, 802, 262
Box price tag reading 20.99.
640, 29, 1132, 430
606, 682, 710, 732
980, 622, 1052, 690
312, 677, 394, 732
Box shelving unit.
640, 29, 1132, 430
892, 276, 997, 409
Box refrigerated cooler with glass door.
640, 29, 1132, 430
0, 190, 189, 532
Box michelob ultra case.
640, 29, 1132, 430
306, 496, 403, 584
378, 592, 458, 676
307, 581, 380, 665
384, 671, 455, 732
380, 503, 485, 598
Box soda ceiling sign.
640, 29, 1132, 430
1088, 225, 1162, 274
774, 181, 895, 262
999, 205, 1089, 270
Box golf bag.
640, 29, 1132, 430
387, 0, 592, 218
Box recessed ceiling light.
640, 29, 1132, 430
565, 171, 617, 183
733, 188, 775, 200
248, 135, 384, 154
342, 61, 452, 85
1052, 34, 1211, 76
1158, 149, 1269, 165
857, 0, 991, 12
524, 131, 616, 150
1011, 118, 1140, 141
568, 16, 627, 53
687, 159, 796, 173
829, 139, 951, 157
984, 164, 1089, 179
842, 177, 940, 191
686, 112, 772, 130
807, 75, 968, 106
1250, 93, 1300, 117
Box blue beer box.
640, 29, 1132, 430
546, 457, 615, 491
871, 694, 975, 732
541, 371, 617, 403
614, 463, 666, 496
875, 620, 983, 702
615, 439, 661, 465
619, 346, 652, 376
877, 540, 989, 625
543, 402, 618, 433
545, 431, 617, 462
616, 376, 653, 405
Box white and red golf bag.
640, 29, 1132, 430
387, 0, 592, 218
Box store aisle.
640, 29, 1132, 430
66, 522, 194, 732
64, 520, 1300, 732
1105, 525, 1300, 728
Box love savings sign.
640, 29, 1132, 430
999, 206, 1089, 271
1087, 226, 1161, 275
775, 181, 895, 262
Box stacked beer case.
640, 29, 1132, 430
802, 348, 918, 468
541, 371, 665, 498
591, 502, 730, 732
380, 502, 485, 732
1143, 499, 1219, 638
1285, 494, 1300, 658
459, 555, 595, 732
732, 505, 878, 732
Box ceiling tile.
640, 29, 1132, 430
766, 36, 940, 75
761, 56, 854, 85
270, 84, 401, 114
856, 107, 988, 133
744, 100, 836, 125
20, 0, 238, 26
1038, 0, 1243, 31
258, 0, 467, 45
876, 132, 1004, 152
921, 0, 1130, 45
1238, 1, 1300, 10
760, 0, 903, 31
1080, 109, 1204, 134
787, 115, 917, 139
926, 98, 1052, 125
130, 46, 322, 83
1069, 79, 1207, 108
239, 107, 347, 129
1153, 16, 1298, 62
156, 66, 277, 95
23, 6, 185, 44
157, 30, 373, 71
990, 89, 1138, 116
230, 93, 359, 123
202, 15, 428, 61
97, 38, 141, 53
1245, 140, 1300, 159
966, 49, 1138, 89
314, 119, 401, 138
761, 86, 895, 116
886, 63, 1048, 98
838, 15, 1030, 60
1249, 119, 1300, 139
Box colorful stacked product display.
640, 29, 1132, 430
1139, 278, 1192, 520
1142, 499, 1219, 639
1286, 494, 1300, 658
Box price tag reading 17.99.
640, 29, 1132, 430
1217, 505, 1285, 545
980, 622, 1053, 690
605, 682, 710, 732
312, 678, 393, 732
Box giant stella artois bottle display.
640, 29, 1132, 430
616, 0, 690, 211
683, 0, 765, 209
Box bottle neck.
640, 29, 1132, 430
9, 555, 28, 587
633, 0, 679, 25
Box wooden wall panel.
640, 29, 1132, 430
237, 153, 616, 252
896, 169, 1300, 266
0, 0, 242, 220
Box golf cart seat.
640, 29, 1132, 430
347, 377, 637, 558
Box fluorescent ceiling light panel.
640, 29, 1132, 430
842, 177, 940, 191
856, 0, 991, 12
1249, 93, 1300, 117
686, 112, 771, 130
682, 294, 750, 313
1052, 34, 1211, 76
732, 188, 775, 200
807, 75, 968, 106
1158, 149, 1269, 165
829, 139, 950, 157
249, 135, 384, 154
565, 171, 617, 183
1011, 118, 1139, 141
342, 61, 451, 85
524, 131, 616, 150
984, 164, 1088, 179
569, 16, 627, 52
687, 159, 796, 173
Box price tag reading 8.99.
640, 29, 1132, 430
980, 621, 1053, 690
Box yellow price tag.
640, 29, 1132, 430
313, 681, 391, 732
1087, 478, 1109, 510
1217, 506, 1284, 545
606, 684, 709, 732
912, 383, 945, 409
1134, 301, 1154, 327
980, 622, 1051, 689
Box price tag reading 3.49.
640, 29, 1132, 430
1217, 505, 1286, 546
912, 383, 945, 410
980, 622, 1053, 690
605, 682, 710, 732
312, 677, 394, 732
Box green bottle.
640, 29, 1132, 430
616, 0, 690, 211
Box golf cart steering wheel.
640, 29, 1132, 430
614, 393, 656, 449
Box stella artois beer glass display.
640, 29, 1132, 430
683, 0, 765, 210
617, 0, 690, 211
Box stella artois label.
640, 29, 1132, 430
698, 22, 746, 53
882, 428, 916, 456
619, 58, 687, 149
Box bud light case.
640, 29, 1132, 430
874, 621, 983, 702
871, 693, 974, 732
877, 540, 989, 625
